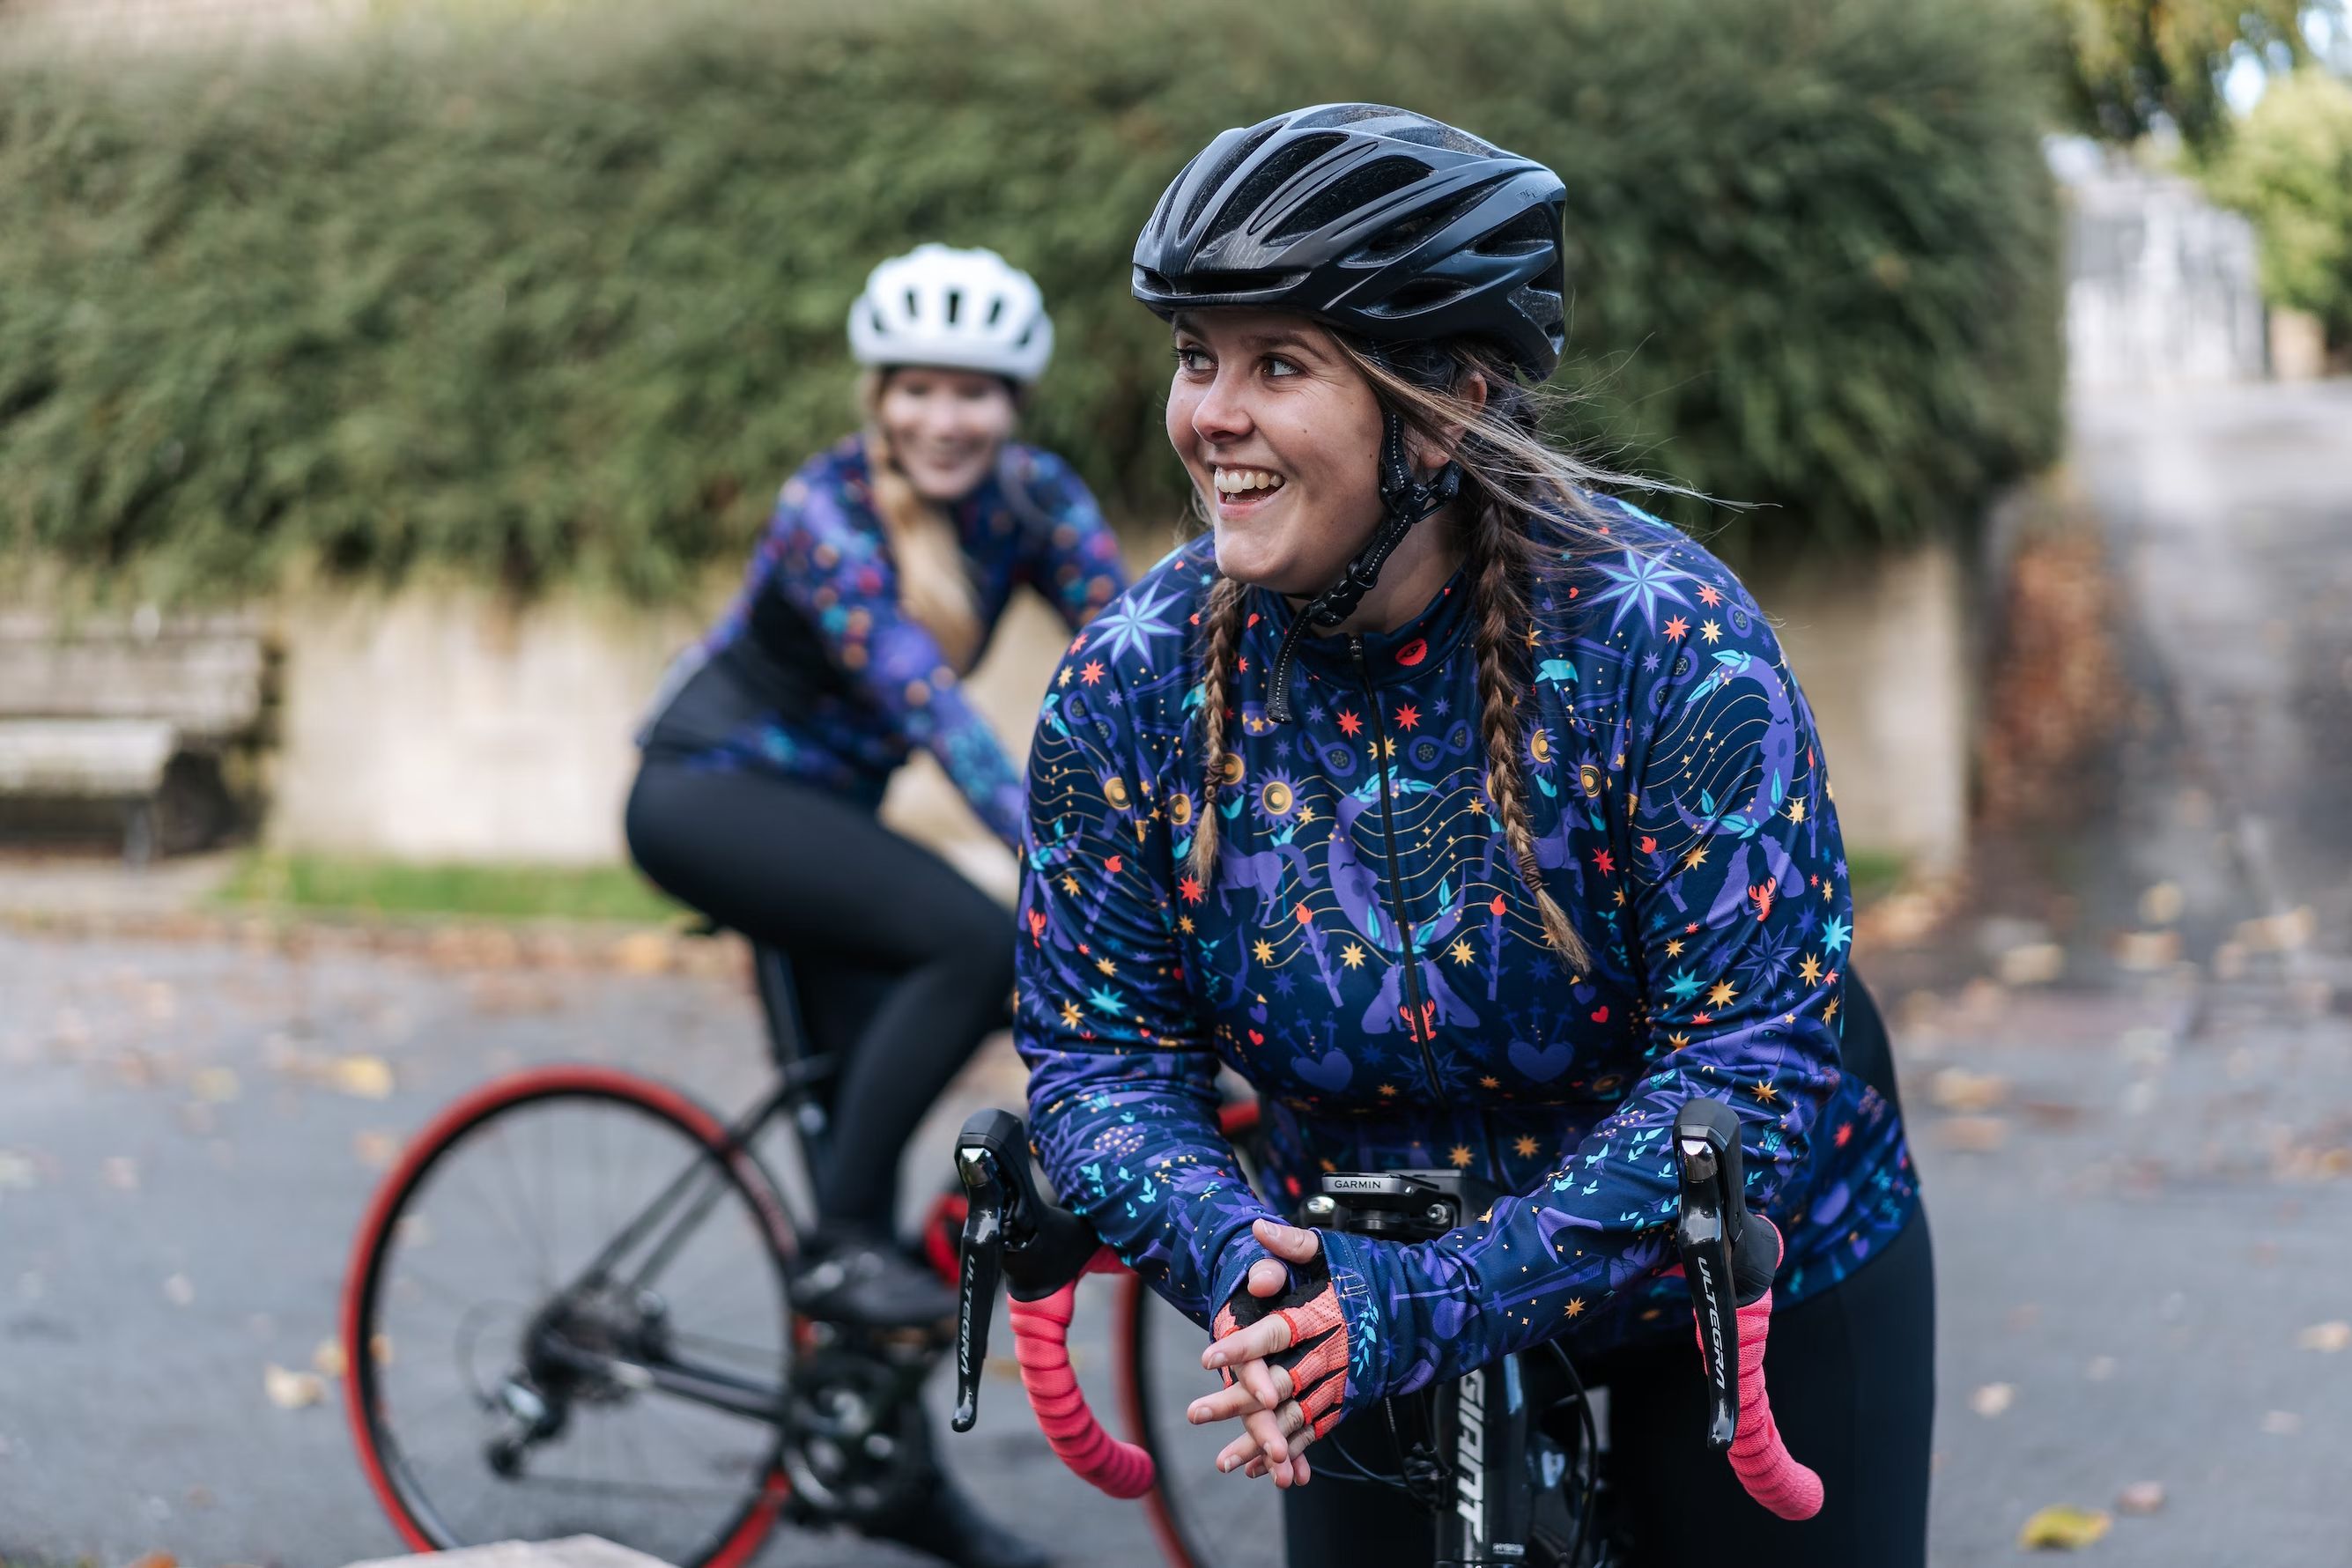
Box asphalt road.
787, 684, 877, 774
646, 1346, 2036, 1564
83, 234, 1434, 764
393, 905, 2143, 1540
3, 380, 2348, 1568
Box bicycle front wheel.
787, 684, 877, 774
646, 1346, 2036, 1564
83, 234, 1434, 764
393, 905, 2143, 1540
343, 1066, 795, 1568
1115, 1097, 1288, 1568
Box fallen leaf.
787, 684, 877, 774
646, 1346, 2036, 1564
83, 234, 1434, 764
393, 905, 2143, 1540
2296, 1320, 2350, 1353
370, 1331, 396, 1366
329, 1055, 395, 1100
263, 1364, 324, 1409
164, 1274, 194, 1306
313, 1337, 348, 1378
2138, 882, 2184, 926
610, 930, 674, 975
127, 1554, 177, 1568
2018, 1505, 2111, 1550
2262, 1409, 2302, 1435
2112, 928, 2181, 973
1932, 1068, 2012, 1113
1971, 1382, 2015, 1417
192, 1067, 240, 1104
2234, 907, 2315, 953
1941, 1115, 2010, 1152
1996, 943, 2066, 987
2116, 1481, 2165, 1515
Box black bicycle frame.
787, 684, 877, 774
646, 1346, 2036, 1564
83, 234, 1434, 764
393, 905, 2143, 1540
518, 943, 841, 1425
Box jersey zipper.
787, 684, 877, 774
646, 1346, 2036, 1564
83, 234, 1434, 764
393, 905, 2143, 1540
1352, 633, 1446, 1103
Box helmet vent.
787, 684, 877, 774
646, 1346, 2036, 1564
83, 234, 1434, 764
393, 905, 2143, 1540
1224, 133, 1347, 235
1185, 123, 1280, 233
1346, 183, 1483, 263
944, 289, 964, 325
1368, 277, 1470, 317
1475, 208, 1557, 258
1275, 154, 1428, 243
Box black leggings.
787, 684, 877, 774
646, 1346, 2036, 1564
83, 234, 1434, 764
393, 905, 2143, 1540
624, 758, 1014, 1233
1281, 1206, 1936, 1568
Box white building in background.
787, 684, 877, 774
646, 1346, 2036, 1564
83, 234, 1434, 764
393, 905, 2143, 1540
2048, 135, 2269, 388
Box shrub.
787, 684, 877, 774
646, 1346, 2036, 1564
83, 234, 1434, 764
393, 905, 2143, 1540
0, 0, 2063, 602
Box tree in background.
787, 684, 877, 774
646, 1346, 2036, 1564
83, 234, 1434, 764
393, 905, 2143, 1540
2201, 68, 2352, 341
2054, 0, 2333, 150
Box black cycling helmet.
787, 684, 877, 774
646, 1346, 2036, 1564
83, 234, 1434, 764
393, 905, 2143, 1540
1132, 103, 1568, 381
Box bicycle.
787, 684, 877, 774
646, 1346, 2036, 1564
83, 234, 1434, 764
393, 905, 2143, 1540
339, 933, 1269, 1567
950, 1098, 1821, 1568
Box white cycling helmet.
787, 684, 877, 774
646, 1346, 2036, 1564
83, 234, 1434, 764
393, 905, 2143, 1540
847, 243, 1054, 385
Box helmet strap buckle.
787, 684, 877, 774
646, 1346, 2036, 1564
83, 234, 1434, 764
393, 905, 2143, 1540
1264, 411, 1460, 722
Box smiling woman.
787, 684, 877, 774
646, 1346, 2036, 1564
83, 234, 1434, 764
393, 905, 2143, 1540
623, 243, 1128, 1568
1017, 104, 1934, 1568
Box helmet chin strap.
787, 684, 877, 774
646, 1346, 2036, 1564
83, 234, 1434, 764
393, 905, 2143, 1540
1263, 410, 1460, 724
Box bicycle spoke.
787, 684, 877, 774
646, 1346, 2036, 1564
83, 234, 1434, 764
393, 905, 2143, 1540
487, 1121, 556, 1292
354, 1084, 790, 1562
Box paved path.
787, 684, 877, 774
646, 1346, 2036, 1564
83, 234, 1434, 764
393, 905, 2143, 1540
2, 380, 2348, 1566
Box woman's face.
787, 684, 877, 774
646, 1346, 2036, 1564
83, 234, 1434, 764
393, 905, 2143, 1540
874, 367, 1018, 501
1165, 309, 1387, 595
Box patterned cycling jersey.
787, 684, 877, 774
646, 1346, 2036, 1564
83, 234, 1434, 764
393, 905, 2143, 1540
1015, 498, 1917, 1419
640, 435, 1127, 847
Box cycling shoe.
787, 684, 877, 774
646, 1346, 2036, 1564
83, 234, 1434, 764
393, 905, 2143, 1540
792, 1231, 958, 1330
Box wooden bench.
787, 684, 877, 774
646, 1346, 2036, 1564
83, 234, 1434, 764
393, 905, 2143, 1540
0, 610, 270, 862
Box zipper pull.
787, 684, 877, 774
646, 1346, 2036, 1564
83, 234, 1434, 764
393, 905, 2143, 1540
1348, 632, 1366, 671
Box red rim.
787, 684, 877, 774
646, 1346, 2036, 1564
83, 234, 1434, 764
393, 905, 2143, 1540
1117, 1269, 1204, 1568
338, 1064, 791, 1568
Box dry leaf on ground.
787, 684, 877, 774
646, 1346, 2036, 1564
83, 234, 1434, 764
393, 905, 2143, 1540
2116, 1481, 2165, 1515
1941, 1115, 2010, 1152
1996, 943, 2067, 987
314, 1337, 349, 1378
263, 1364, 325, 1409
192, 1066, 240, 1104
2295, 1320, 2350, 1352
1932, 1068, 2012, 1113
2018, 1505, 2112, 1550
1971, 1382, 2015, 1417
330, 1054, 396, 1099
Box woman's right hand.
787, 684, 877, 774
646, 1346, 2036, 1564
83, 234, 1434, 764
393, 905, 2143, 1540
1187, 1218, 1351, 1487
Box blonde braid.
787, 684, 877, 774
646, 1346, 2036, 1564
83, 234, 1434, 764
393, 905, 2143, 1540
1468, 501, 1592, 972
1187, 575, 1248, 883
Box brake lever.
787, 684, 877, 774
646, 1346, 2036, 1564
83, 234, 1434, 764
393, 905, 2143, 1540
950, 1127, 1011, 1433
949, 1108, 1102, 1432
1674, 1097, 1747, 1452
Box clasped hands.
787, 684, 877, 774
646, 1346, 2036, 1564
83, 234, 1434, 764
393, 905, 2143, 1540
1187, 1217, 1351, 1489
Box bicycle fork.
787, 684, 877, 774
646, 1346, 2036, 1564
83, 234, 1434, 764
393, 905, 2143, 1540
1436, 1354, 1537, 1567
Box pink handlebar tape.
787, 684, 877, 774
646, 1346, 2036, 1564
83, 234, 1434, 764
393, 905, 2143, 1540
1007, 1246, 1155, 1499
1702, 1284, 1824, 1520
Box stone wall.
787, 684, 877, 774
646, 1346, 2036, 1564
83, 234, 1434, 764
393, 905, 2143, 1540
257, 528, 1971, 883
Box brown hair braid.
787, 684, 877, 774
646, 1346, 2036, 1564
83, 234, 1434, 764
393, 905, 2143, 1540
1466, 498, 1594, 971
1186, 574, 1249, 884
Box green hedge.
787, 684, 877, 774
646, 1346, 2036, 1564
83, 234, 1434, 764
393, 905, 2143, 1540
0, 0, 2063, 602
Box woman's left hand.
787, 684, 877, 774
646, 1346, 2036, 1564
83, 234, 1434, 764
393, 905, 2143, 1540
1190, 1217, 1352, 1486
